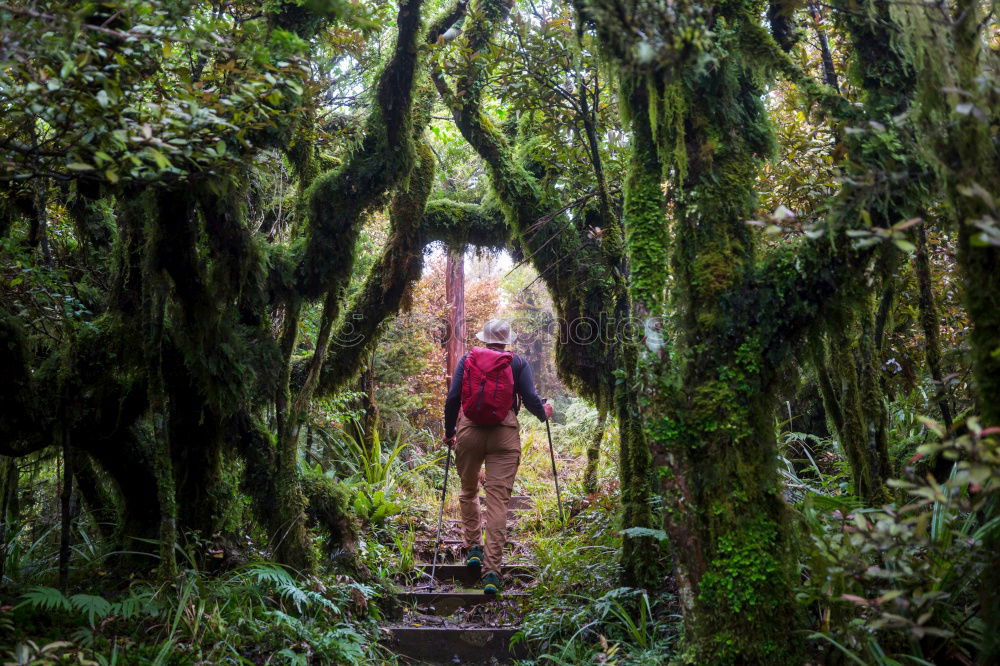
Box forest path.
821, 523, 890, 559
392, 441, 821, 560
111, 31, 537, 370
381, 495, 535, 664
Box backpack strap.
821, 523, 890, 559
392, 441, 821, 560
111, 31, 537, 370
512, 355, 524, 412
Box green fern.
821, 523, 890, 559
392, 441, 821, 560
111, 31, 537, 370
17, 586, 73, 613
276, 647, 310, 666
117, 588, 159, 619
71, 626, 95, 648
243, 562, 294, 587
243, 563, 311, 613
16, 586, 158, 629
69, 594, 114, 627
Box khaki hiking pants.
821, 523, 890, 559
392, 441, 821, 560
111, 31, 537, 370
454, 410, 521, 576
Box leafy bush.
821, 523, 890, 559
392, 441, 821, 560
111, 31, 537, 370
799, 417, 997, 664
518, 491, 678, 664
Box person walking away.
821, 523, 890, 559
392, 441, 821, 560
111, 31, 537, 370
443, 319, 553, 594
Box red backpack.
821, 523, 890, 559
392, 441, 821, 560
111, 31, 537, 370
461, 347, 515, 425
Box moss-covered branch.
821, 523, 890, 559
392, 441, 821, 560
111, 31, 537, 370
619, 74, 666, 314
421, 199, 507, 249
310, 140, 436, 398
435, 0, 661, 590
434, 0, 623, 408
293, 0, 426, 300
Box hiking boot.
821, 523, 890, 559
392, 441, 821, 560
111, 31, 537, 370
482, 571, 501, 595
465, 545, 483, 571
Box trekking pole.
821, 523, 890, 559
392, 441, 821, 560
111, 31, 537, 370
543, 401, 565, 524
428, 435, 452, 589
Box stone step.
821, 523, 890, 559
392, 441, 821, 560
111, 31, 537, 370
397, 590, 529, 614
417, 563, 532, 586
382, 626, 525, 664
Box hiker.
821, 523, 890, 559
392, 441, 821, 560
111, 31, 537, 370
443, 318, 553, 595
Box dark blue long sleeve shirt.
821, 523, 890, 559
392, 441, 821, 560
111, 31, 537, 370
444, 353, 547, 437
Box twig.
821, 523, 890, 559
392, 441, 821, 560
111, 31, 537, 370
502, 187, 620, 281
0, 4, 238, 53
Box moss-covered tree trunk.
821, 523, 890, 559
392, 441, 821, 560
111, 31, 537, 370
587, 0, 934, 651
812, 287, 894, 504
914, 222, 954, 452
627, 66, 801, 660
935, 0, 1000, 650
583, 408, 606, 494
0, 456, 17, 582
593, 0, 878, 652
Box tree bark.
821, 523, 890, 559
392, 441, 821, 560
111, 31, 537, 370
0, 457, 19, 583
72, 453, 117, 540
445, 245, 466, 384
915, 222, 953, 434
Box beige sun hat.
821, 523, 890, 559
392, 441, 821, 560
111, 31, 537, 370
476, 319, 517, 345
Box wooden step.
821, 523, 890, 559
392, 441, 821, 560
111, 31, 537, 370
417, 563, 532, 586
397, 590, 528, 614
442, 508, 526, 524
383, 626, 525, 663
442, 510, 522, 522
415, 539, 519, 550
479, 495, 533, 510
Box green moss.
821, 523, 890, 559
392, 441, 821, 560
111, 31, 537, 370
421, 199, 507, 250
311, 139, 436, 398
584, 0, 811, 659
697, 518, 786, 660
698, 517, 778, 602
301, 469, 357, 560
621, 76, 668, 313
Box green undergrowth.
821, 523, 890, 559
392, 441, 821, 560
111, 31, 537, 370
514, 490, 679, 664
1, 562, 390, 664
8, 388, 992, 665
503, 400, 679, 664
0, 412, 445, 664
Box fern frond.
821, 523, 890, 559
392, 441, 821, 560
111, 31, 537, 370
243, 563, 311, 613
244, 563, 295, 587
276, 581, 310, 613
70, 593, 114, 627
71, 626, 96, 648
17, 586, 72, 613
117, 588, 159, 619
